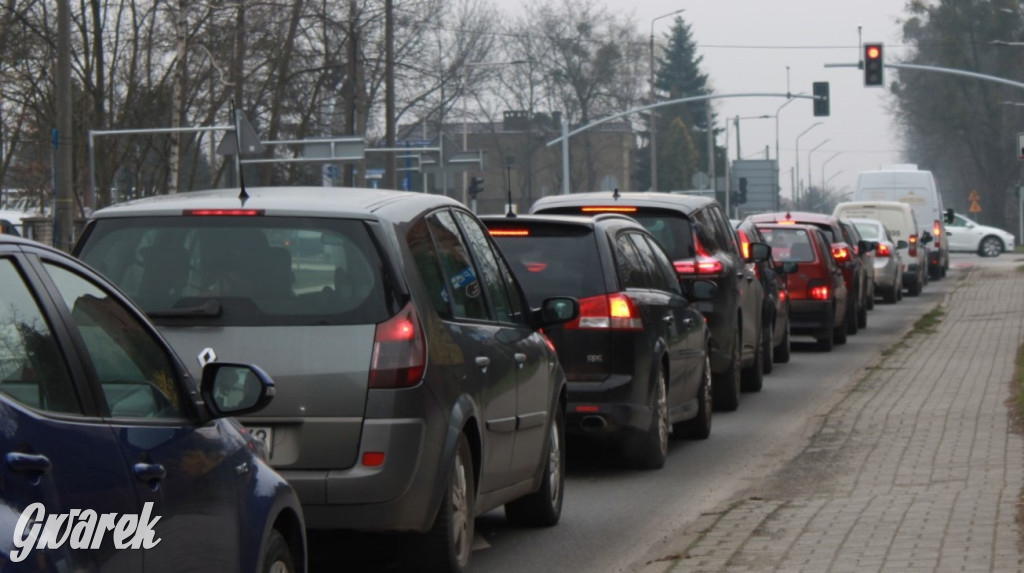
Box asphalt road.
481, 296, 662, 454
311, 253, 1017, 572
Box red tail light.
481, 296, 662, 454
932, 220, 942, 248
876, 243, 892, 257
808, 284, 831, 301
831, 244, 851, 263
908, 234, 918, 257
779, 290, 787, 302
488, 228, 530, 237
738, 230, 751, 259
184, 209, 264, 216
369, 302, 426, 388
565, 293, 642, 331
673, 238, 724, 276
581, 206, 637, 213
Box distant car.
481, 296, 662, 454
838, 218, 877, 316
74, 187, 579, 573
0, 234, 307, 572
754, 223, 849, 352
748, 212, 870, 336
734, 218, 791, 371
945, 213, 1015, 257
531, 191, 769, 412
0, 218, 19, 236
833, 201, 927, 297
483, 213, 715, 469
849, 217, 905, 304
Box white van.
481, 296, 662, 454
854, 165, 953, 280
833, 201, 926, 296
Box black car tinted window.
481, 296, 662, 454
629, 233, 679, 294
426, 211, 490, 321
536, 206, 695, 262
488, 223, 604, 307
0, 258, 81, 414
759, 227, 815, 263
706, 205, 739, 254
614, 233, 650, 289
77, 217, 393, 327
453, 211, 517, 324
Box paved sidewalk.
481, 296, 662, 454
636, 265, 1024, 572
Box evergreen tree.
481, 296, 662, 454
659, 117, 701, 191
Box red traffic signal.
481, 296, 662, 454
864, 43, 884, 87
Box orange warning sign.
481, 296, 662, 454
968, 190, 980, 201
969, 200, 982, 213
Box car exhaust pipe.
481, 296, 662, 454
580, 415, 607, 430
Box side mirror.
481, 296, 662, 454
200, 362, 276, 418
857, 240, 873, 254
534, 297, 579, 327
748, 242, 771, 263
944, 208, 955, 225
920, 231, 934, 245
689, 279, 718, 301
781, 261, 799, 274
897, 240, 909, 249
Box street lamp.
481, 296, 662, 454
807, 138, 830, 194
732, 115, 770, 160
794, 122, 823, 209
649, 8, 686, 191
820, 152, 841, 192
825, 169, 844, 188
461, 59, 529, 206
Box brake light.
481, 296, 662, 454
673, 238, 724, 276
524, 262, 548, 272
581, 206, 637, 213
184, 209, 264, 216
831, 244, 851, 263
877, 243, 892, 257
369, 302, 426, 388
808, 284, 831, 301
565, 293, 642, 330
488, 228, 530, 237
738, 230, 751, 259
777, 212, 796, 224
932, 221, 942, 248
779, 290, 787, 302
908, 234, 918, 257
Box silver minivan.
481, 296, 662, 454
833, 201, 927, 296
74, 187, 579, 573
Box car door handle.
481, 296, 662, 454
662, 314, 674, 324
514, 353, 527, 367
6, 452, 52, 476
475, 356, 491, 371
133, 462, 166, 488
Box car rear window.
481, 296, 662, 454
76, 216, 396, 326
758, 227, 816, 262
852, 221, 881, 239
534, 206, 695, 261
487, 223, 604, 307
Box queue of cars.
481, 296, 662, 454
3, 186, 945, 572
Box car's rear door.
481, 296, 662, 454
0, 249, 141, 571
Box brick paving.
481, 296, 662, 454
637, 266, 1024, 573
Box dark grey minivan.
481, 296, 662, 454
73, 187, 579, 573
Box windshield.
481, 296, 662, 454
758, 227, 815, 262
76, 216, 396, 327
488, 224, 604, 307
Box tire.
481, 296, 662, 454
628, 369, 668, 470
676, 353, 712, 440
866, 285, 875, 310
845, 298, 859, 335
506, 406, 565, 526
834, 305, 848, 345
761, 323, 774, 375
741, 327, 765, 392
929, 264, 941, 281
896, 284, 903, 301
907, 275, 922, 297
262, 530, 296, 573
816, 331, 834, 352
712, 330, 742, 412
774, 322, 791, 364
857, 300, 868, 329
413, 434, 475, 573
978, 236, 1004, 257
882, 285, 897, 304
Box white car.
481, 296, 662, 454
945, 214, 1015, 257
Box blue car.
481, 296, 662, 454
0, 234, 306, 572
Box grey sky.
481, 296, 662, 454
494, 0, 910, 199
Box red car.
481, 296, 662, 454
755, 223, 849, 352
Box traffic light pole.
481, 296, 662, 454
826, 61, 1024, 91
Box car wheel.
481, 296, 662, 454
929, 264, 941, 280
676, 353, 712, 440
713, 330, 742, 412
761, 322, 774, 375
414, 434, 474, 573
741, 328, 764, 392
907, 275, 921, 296
774, 322, 791, 364
628, 369, 668, 470
866, 286, 875, 310
845, 298, 859, 335
857, 300, 868, 329
882, 285, 897, 304
505, 406, 564, 526
262, 530, 296, 573
978, 236, 1004, 257
834, 306, 848, 345
817, 332, 834, 352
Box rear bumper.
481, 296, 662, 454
789, 299, 833, 337
565, 375, 651, 437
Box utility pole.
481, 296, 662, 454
384, 0, 396, 190
344, 0, 358, 187
231, 1, 245, 187
170, 0, 187, 193
55, 0, 73, 251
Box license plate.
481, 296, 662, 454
247, 426, 273, 458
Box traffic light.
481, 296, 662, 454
864, 43, 884, 87
738, 177, 748, 204
468, 176, 484, 197
813, 82, 830, 117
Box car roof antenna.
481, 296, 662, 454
505, 164, 516, 218
230, 98, 249, 204
613, 188, 620, 200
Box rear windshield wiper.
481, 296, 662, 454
148, 299, 222, 318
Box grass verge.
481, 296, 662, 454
880, 304, 945, 358
1012, 343, 1024, 551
